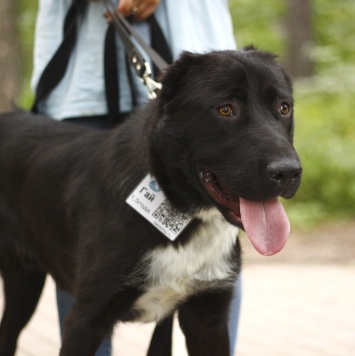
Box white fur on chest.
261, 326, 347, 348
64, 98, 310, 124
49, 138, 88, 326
133, 209, 239, 322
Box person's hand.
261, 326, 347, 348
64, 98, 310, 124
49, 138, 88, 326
118, 0, 161, 21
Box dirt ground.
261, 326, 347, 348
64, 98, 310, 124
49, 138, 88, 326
240, 220, 355, 264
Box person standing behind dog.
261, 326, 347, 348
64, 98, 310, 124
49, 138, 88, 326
31, 0, 241, 355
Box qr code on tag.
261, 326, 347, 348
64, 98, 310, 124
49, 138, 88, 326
153, 201, 191, 234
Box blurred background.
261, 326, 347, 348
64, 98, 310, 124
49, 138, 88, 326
0, 1, 354, 355
0, 0, 354, 227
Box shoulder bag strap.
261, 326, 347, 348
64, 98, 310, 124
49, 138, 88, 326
32, 0, 88, 113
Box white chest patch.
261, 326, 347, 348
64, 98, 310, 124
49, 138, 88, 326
132, 209, 239, 322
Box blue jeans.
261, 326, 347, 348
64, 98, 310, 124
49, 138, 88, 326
56, 287, 112, 356
229, 275, 242, 355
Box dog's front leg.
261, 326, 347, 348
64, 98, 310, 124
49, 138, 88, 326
58, 284, 142, 356
178, 289, 232, 356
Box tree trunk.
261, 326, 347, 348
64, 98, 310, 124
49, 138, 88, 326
284, 0, 314, 78
0, 0, 20, 111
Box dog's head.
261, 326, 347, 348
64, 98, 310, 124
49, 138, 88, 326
149, 47, 302, 255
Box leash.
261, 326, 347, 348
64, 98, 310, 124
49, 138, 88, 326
101, 0, 168, 99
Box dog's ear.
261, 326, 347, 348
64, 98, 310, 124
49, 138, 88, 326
159, 51, 206, 102
242, 45, 278, 61
242, 44, 257, 51
242, 46, 291, 87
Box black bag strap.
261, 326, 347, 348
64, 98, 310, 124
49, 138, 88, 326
31, 0, 88, 113
148, 15, 173, 77
104, 23, 120, 124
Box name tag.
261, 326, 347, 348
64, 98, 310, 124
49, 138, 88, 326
126, 174, 191, 241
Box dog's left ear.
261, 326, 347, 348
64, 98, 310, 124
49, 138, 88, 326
242, 45, 291, 85
242, 44, 257, 51
242, 45, 278, 59
159, 51, 206, 102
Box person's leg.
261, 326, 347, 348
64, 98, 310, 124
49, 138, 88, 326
56, 287, 112, 356
228, 275, 242, 356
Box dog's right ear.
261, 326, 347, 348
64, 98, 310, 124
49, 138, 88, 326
159, 51, 205, 102
242, 44, 257, 51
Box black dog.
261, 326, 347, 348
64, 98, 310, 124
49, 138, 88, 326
0, 48, 301, 356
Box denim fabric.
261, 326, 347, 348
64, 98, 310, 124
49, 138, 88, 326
56, 287, 112, 356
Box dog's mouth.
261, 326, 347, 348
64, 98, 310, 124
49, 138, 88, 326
197, 167, 290, 256
198, 168, 243, 228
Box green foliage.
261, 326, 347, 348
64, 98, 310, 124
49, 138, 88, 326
229, 0, 287, 56
312, 0, 355, 71
17, 0, 37, 108
288, 79, 355, 226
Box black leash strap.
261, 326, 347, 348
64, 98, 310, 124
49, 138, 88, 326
31, 0, 88, 113
101, 0, 170, 98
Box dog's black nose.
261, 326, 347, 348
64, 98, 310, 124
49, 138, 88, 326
267, 160, 302, 185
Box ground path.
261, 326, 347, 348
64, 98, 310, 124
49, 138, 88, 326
1, 221, 354, 355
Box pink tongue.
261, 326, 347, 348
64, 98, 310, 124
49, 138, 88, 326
239, 198, 290, 256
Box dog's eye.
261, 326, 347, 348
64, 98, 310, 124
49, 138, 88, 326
280, 102, 290, 115
217, 105, 233, 116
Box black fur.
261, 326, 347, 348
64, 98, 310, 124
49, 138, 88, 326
0, 48, 301, 356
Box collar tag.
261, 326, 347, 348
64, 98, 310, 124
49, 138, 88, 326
126, 174, 191, 241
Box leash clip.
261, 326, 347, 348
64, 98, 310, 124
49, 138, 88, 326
130, 53, 162, 98
141, 62, 162, 99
